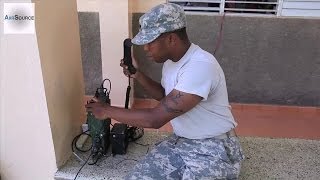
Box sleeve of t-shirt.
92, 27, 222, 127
174, 60, 220, 101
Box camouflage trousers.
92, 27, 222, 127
125, 134, 245, 180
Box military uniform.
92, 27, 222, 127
127, 3, 245, 179
126, 134, 244, 179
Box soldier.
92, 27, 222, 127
86, 3, 244, 179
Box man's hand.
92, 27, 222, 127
120, 59, 139, 79
85, 98, 110, 120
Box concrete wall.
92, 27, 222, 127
0, 1, 57, 179
34, 0, 85, 167
78, 12, 102, 95
132, 13, 320, 107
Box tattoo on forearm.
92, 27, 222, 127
161, 92, 184, 113
172, 92, 183, 105
161, 101, 183, 113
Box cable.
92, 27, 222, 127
127, 127, 144, 142
71, 131, 92, 153
73, 152, 93, 180
72, 78, 113, 179
132, 141, 149, 146
101, 78, 112, 95
214, 12, 226, 55
89, 154, 111, 166
88, 154, 101, 165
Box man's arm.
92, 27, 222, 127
134, 71, 165, 101
85, 89, 202, 128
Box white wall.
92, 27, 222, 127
34, 0, 85, 167
98, 0, 130, 107
281, 0, 320, 17
0, 1, 57, 179
77, 0, 98, 12
1, 0, 85, 179
131, 0, 166, 13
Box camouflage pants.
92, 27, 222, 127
125, 134, 245, 180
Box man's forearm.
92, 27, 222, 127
105, 106, 163, 129
135, 71, 165, 101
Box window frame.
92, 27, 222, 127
168, 0, 320, 18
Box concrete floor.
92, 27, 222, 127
55, 132, 320, 180
239, 137, 320, 180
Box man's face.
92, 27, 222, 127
143, 34, 171, 63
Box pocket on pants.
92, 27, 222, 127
223, 137, 245, 163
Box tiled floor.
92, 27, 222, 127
132, 98, 320, 140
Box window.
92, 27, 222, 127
170, 0, 222, 13
168, 0, 320, 17
224, 0, 278, 15
169, 0, 279, 15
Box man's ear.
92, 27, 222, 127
168, 33, 177, 46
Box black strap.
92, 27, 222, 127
125, 77, 131, 109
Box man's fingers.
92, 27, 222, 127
85, 100, 97, 108
85, 103, 93, 108
120, 59, 125, 67
120, 63, 128, 69
120, 59, 135, 78
85, 105, 92, 112
91, 97, 99, 102
123, 69, 130, 75
120, 60, 129, 69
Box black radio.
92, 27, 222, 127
110, 123, 129, 155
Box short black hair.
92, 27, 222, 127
171, 27, 188, 40
161, 27, 188, 41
